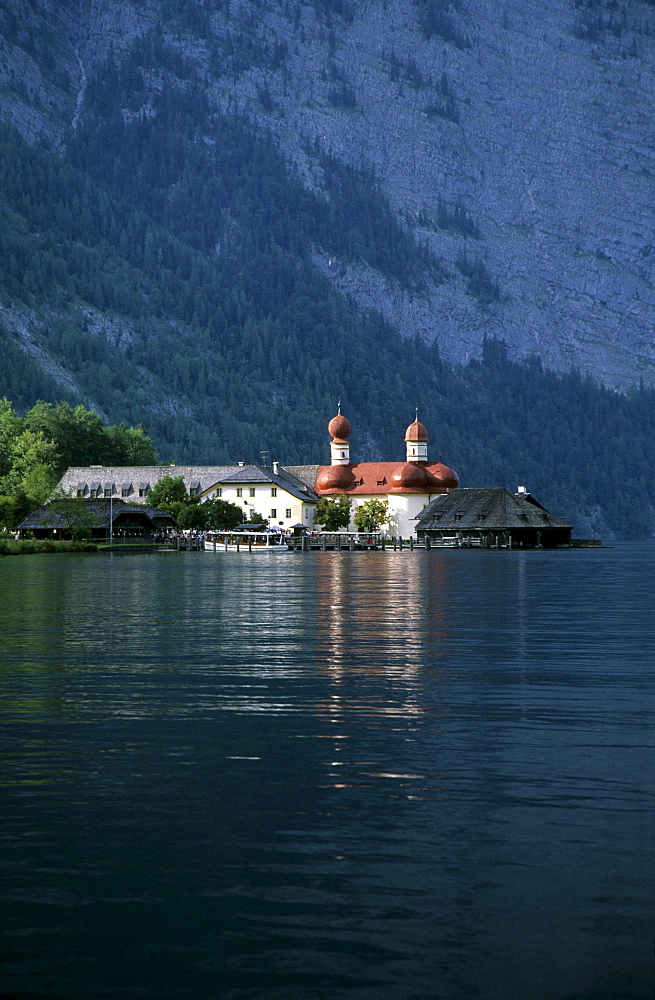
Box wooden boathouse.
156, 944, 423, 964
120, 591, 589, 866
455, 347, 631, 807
414, 488, 573, 549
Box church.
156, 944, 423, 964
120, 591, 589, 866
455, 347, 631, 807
288, 407, 459, 537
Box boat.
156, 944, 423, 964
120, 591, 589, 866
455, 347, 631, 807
204, 530, 288, 552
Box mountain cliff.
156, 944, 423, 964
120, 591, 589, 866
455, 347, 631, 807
2, 0, 654, 385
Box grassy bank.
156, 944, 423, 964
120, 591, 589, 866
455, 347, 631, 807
0, 538, 100, 555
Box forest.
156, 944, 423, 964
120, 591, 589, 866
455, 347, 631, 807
0, 24, 654, 539
0, 399, 157, 528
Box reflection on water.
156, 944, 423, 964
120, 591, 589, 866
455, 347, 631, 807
0, 547, 653, 1000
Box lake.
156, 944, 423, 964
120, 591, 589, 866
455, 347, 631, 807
0, 545, 653, 999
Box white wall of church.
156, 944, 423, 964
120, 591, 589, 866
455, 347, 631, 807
344, 494, 429, 538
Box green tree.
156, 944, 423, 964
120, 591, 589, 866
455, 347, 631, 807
0, 494, 20, 530
105, 423, 159, 464
0, 397, 20, 477
201, 496, 243, 529
4, 428, 60, 508
245, 508, 267, 526
147, 475, 189, 511
176, 502, 207, 530
25, 401, 106, 469
353, 499, 388, 532
314, 495, 352, 530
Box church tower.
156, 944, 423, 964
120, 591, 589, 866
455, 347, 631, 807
405, 413, 428, 463
328, 404, 351, 466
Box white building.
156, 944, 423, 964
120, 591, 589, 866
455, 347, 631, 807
200, 463, 318, 530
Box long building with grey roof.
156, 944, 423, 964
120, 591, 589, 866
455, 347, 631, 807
55, 462, 320, 531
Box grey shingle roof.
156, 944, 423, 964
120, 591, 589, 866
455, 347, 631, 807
55, 464, 319, 505
220, 466, 273, 484
415, 488, 573, 531
204, 465, 319, 502
284, 465, 320, 490
56, 465, 239, 501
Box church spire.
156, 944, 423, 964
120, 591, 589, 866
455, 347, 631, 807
405, 413, 428, 463
328, 406, 351, 466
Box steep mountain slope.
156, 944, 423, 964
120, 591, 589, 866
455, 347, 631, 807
2, 0, 653, 386
0, 0, 654, 538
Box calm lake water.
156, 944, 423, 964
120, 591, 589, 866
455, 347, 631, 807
0, 545, 653, 1000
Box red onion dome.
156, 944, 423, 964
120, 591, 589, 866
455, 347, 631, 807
405, 418, 429, 443
390, 462, 429, 490
431, 463, 459, 489
328, 412, 351, 441
316, 465, 355, 491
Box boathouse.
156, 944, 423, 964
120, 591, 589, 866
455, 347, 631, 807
16, 498, 176, 542
415, 488, 573, 548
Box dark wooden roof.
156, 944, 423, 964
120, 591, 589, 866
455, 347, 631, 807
17, 498, 171, 531
142, 506, 177, 526
415, 488, 573, 532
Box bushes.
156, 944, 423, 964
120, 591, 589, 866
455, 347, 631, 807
0, 537, 99, 555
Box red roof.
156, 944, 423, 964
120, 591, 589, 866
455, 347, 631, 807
328, 413, 351, 440
315, 462, 459, 495
405, 418, 429, 442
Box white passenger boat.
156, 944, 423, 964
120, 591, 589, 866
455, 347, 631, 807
204, 530, 287, 553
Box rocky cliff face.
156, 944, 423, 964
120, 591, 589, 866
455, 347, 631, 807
1, 0, 654, 388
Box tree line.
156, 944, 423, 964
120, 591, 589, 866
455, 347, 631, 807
0, 399, 157, 528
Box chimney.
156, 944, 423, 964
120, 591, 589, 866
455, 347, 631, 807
273, 461, 279, 475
